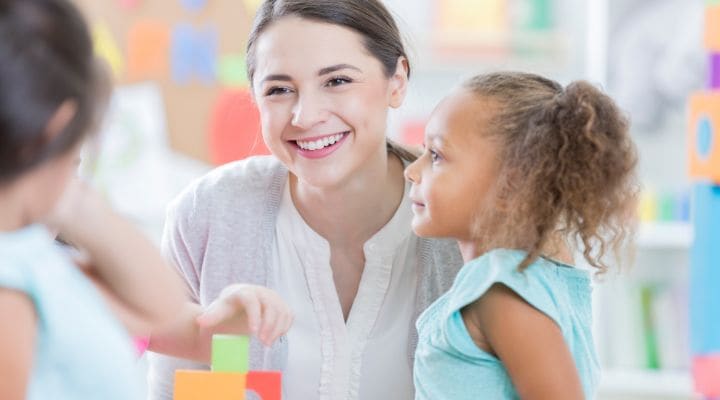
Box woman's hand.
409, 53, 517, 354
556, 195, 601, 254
197, 284, 294, 347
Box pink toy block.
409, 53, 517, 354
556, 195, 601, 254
694, 354, 720, 396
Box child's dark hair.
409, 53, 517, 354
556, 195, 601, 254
464, 72, 639, 272
0, 0, 106, 184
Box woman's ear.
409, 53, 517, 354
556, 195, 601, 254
44, 100, 78, 143
388, 56, 409, 109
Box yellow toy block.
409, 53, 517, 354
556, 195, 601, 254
706, 5, 720, 51
174, 371, 247, 400
689, 91, 720, 183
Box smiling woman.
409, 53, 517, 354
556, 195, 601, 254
146, 1, 463, 400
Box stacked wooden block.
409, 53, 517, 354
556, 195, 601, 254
688, 1, 720, 396
174, 335, 281, 400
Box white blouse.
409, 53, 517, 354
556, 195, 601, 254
272, 179, 417, 400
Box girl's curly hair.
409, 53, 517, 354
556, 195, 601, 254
464, 72, 640, 273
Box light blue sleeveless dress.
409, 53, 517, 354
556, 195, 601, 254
414, 248, 600, 399
0, 225, 144, 399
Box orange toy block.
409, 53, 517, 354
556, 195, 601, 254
247, 371, 282, 400
688, 91, 720, 183
706, 5, 720, 51
174, 370, 247, 400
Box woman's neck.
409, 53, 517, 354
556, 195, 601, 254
290, 149, 406, 247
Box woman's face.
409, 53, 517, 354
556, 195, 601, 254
251, 16, 407, 188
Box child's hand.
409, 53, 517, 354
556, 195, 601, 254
196, 284, 294, 347
45, 178, 110, 244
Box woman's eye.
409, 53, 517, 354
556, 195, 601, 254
265, 87, 292, 96
326, 77, 352, 87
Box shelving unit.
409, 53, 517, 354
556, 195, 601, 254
599, 369, 696, 400
637, 222, 692, 250
594, 221, 695, 399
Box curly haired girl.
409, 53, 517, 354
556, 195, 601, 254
406, 72, 639, 399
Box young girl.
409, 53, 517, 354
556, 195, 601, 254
406, 72, 638, 399
0, 0, 189, 398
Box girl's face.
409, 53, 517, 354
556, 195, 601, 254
405, 90, 503, 241
251, 17, 407, 188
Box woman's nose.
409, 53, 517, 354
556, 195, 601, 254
291, 91, 328, 130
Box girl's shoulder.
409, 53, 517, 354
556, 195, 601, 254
446, 249, 590, 326
0, 225, 57, 292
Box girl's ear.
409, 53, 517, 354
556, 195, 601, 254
44, 100, 77, 142
388, 56, 409, 109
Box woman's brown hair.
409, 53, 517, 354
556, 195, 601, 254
245, 0, 417, 162
465, 72, 639, 272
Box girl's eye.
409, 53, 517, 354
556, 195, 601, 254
430, 149, 442, 163
326, 76, 352, 87
265, 87, 292, 96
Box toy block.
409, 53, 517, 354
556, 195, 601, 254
174, 371, 247, 400
247, 371, 282, 400
212, 334, 250, 373
711, 53, 720, 89
690, 183, 720, 354
688, 92, 720, 183
694, 354, 720, 396
706, 5, 720, 51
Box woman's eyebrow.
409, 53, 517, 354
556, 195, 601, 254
317, 63, 361, 76
260, 73, 292, 84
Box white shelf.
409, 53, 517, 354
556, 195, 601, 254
599, 369, 695, 398
636, 222, 692, 250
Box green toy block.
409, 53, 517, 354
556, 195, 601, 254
212, 334, 250, 373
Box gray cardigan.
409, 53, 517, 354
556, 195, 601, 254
147, 156, 463, 399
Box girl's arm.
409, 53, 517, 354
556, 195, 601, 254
52, 182, 293, 363
149, 284, 294, 363
463, 283, 584, 400
0, 289, 37, 400
49, 180, 187, 334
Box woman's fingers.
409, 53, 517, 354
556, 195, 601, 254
196, 287, 260, 333
196, 285, 294, 346
195, 297, 233, 328
258, 290, 294, 346
233, 289, 262, 334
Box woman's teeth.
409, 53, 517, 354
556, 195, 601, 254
296, 132, 345, 151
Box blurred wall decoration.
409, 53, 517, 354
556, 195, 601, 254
74, 0, 268, 164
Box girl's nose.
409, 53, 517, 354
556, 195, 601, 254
404, 159, 420, 184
